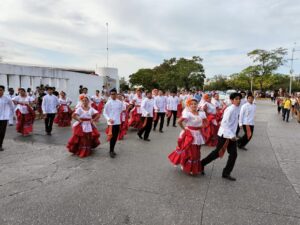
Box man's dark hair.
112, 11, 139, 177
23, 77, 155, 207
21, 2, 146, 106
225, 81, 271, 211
0, 85, 5, 90
230, 92, 242, 100
110, 88, 117, 93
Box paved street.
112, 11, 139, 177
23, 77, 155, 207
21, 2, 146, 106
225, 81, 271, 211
0, 100, 299, 225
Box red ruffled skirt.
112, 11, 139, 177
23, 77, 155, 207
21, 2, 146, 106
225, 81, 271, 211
16, 108, 35, 136
118, 113, 129, 140
201, 114, 219, 147
128, 108, 143, 129
168, 129, 202, 175
54, 105, 73, 127
177, 103, 183, 118
67, 124, 100, 158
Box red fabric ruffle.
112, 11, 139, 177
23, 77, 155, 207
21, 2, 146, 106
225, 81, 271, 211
67, 123, 100, 158
16, 107, 35, 135
54, 105, 73, 127
128, 107, 143, 129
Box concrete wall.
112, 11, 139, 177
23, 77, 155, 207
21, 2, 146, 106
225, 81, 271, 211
0, 63, 107, 105
96, 67, 119, 91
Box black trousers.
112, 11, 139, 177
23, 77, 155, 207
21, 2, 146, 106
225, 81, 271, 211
282, 109, 290, 121
153, 112, 165, 131
238, 125, 254, 148
201, 136, 237, 176
45, 113, 56, 133
110, 125, 120, 152
0, 120, 8, 147
236, 125, 240, 136
167, 110, 177, 126
138, 117, 153, 140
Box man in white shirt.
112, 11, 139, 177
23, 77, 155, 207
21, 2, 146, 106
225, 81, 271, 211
103, 88, 123, 158
138, 91, 154, 141
236, 91, 247, 137
167, 91, 179, 127
237, 94, 256, 150
0, 85, 15, 151
42, 87, 59, 135
7, 88, 16, 126
201, 92, 242, 181
153, 90, 167, 133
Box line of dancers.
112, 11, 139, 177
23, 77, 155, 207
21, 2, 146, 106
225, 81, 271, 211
0, 85, 256, 181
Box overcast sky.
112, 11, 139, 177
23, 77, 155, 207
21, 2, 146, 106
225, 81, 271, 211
0, 0, 300, 79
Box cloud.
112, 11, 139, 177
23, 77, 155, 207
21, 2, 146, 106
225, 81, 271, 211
0, 0, 300, 79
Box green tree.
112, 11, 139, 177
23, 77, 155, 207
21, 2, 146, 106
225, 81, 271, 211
129, 69, 159, 90
247, 48, 288, 91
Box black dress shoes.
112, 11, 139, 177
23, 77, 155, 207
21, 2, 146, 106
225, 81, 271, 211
109, 152, 116, 158
159, 130, 164, 133
0, 147, 4, 151
144, 139, 151, 142
137, 133, 143, 139
222, 175, 236, 181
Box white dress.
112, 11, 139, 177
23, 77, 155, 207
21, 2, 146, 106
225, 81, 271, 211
180, 111, 206, 145
58, 97, 72, 112
73, 107, 98, 133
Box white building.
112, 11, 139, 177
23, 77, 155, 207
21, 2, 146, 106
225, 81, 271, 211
0, 63, 119, 103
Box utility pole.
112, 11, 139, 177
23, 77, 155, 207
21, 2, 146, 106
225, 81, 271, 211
288, 43, 300, 95
106, 22, 109, 68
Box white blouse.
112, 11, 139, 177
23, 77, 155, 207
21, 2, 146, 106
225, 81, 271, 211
59, 97, 72, 112
132, 95, 143, 114
180, 111, 206, 145
13, 96, 34, 114
73, 107, 98, 133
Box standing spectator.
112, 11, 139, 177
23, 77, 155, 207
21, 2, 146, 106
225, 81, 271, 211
282, 95, 292, 122
295, 96, 300, 123
7, 88, 16, 126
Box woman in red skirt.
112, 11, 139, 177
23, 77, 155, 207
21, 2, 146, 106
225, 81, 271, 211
13, 88, 35, 136
91, 90, 105, 116
128, 89, 143, 129
67, 95, 100, 158
199, 94, 219, 147
168, 98, 206, 175
54, 91, 73, 127
118, 94, 129, 140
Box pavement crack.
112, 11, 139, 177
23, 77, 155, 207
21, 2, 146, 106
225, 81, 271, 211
238, 206, 300, 219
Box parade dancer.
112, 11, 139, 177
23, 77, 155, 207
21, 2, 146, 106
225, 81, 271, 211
237, 94, 256, 150
167, 91, 179, 127
13, 88, 35, 136
7, 88, 16, 126
0, 85, 15, 151
200, 92, 242, 181
118, 94, 129, 140
137, 91, 154, 141
199, 94, 219, 147
168, 98, 206, 175
91, 90, 105, 115
153, 90, 167, 133
103, 89, 123, 158
177, 92, 183, 118
67, 95, 100, 158
54, 91, 73, 127
236, 91, 247, 137
42, 87, 59, 135
128, 89, 143, 129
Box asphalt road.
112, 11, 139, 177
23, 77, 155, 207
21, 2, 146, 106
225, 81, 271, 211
0, 100, 299, 225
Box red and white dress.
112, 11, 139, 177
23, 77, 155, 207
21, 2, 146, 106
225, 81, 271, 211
13, 96, 35, 136
91, 95, 105, 115
118, 101, 129, 140
67, 107, 100, 158
168, 111, 206, 175
128, 95, 143, 129
54, 97, 73, 127
200, 101, 219, 147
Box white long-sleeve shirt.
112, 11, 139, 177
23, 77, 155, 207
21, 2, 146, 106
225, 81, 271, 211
131, 95, 143, 114
42, 94, 59, 114
141, 98, 154, 117
239, 102, 256, 126
103, 99, 123, 125
154, 96, 167, 113
218, 104, 240, 139
0, 95, 15, 120
167, 96, 179, 111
